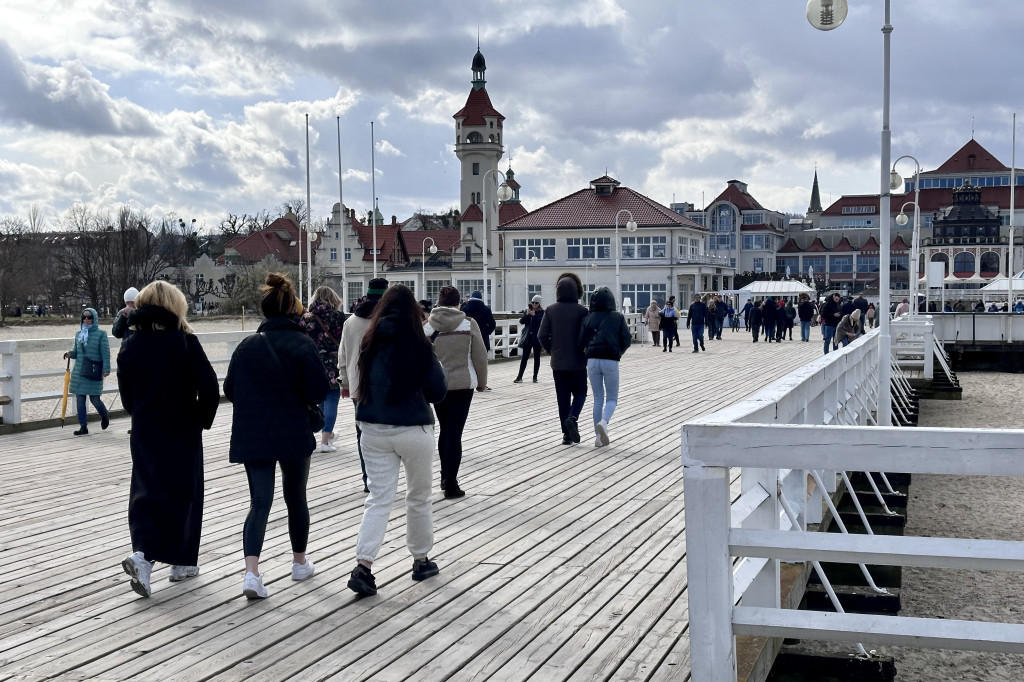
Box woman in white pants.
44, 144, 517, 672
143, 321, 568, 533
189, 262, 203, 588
346, 285, 448, 596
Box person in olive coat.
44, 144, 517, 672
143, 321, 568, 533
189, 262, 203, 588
64, 306, 110, 435
116, 281, 220, 597
224, 273, 329, 599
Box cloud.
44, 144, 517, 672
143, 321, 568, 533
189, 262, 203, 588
375, 140, 404, 157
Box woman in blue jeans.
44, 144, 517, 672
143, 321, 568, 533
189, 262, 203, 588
64, 307, 110, 435
578, 288, 632, 447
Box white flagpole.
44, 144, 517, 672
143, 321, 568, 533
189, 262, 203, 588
371, 121, 377, 278
305, 114, 313, 303
1010, 113, 1017, 321
300, 114, 308, 304
337, 116, 347, 311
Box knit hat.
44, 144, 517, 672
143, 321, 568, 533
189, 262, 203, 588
470, 291, 483, 300
366, 278, 389, 300
531, 295, 543, 303
123, 287, 139, 303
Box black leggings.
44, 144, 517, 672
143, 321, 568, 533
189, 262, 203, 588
434, 388, 474, 485
242, 457, 311, 557
517, 340, 541, 379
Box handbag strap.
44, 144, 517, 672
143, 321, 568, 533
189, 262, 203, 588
259, 332, 310, 407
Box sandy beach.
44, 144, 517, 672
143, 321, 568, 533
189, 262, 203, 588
883, 372, 1024, 680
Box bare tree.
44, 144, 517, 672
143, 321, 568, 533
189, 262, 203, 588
0, 216, 32, 319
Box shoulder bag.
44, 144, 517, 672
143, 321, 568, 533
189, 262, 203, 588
260, 333, 325, 433
79, 356, 104, 381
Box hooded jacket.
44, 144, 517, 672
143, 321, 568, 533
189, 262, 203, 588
338, 298, 378, 393
836, 309, 862, 341
424, 306, 488, 391
299, 301, 346, 390
460, 296, 496, 350
68, 307, 110, 396
537, 276, 588, 371
579, 288, 632, 361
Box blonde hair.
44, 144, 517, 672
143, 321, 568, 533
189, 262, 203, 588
310, 286, 342, 311
135, 280, 193, 333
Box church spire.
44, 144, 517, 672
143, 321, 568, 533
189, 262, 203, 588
808, 168, 823, 214
471, 44, 487, 91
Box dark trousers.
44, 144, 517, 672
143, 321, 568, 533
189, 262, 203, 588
517, 340, 541, 380
690, 324, 705, 350
76, 393, 108, 427
752, 326, 760, 342
763, 321, 776, 341
553, 369, 588, 430
434, 388, 474, 486
715, 318, 725, 339
651, 330, 660, 346
242, 457, 311, 557
662, 327, 679, 348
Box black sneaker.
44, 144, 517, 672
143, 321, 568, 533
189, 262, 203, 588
101, 413, 109, 430
444, 483, 465, 499
563, 416, 580, 443
73, 426, 89, 436
440, 479, 448, 491
412, 557, 439, 581
347, 564, 377, 596
562, 436, 572, 445
513, 377, 523, 383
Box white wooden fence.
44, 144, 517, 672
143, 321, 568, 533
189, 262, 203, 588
682, 330, 1024, 681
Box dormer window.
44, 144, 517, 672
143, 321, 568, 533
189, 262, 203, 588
595, 185, 612, 196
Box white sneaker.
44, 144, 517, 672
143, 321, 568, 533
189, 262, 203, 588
169, 565, 200, 582
594, 435, 603, 447
327, 432, 336, 446
595, 420, 610, 446
320, 443, 336, 452
243, 571, 268, 599
292, 557, 316, 581
122, 551, 153, 597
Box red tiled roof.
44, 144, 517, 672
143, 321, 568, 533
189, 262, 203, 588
891, 235, 910, 252
821, 195, 879, 217
500, 179, 704, 230
397, 229, 461, 257
218, 216, 317, 265
589, 175, 621, 186
831, 236, 856, 252
505, 178, 521, 189
777, 238, 802, 254
933, 139, 1007, 173
460, 204, 483, 222
710, 183, 764, 211
453, 88, 504, 127
804, 237, 829, 252
499, 202, 528, 225
352, 218, 402, 264
860, 236, 880, 252
740, 223, 779, 232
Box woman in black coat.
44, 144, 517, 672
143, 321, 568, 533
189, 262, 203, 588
116, 281, 219, 598
515, 295, 545, 382
224, 273, 329, 599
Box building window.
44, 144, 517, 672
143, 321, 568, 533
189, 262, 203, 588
620, 283, 668, 310
830, 256, 853, 273
742, 213, 764, 225
472, 162, 480, 175
804, 256, 826, 275
456, 279, 484, 297
753, 258, 764, 273
347, 281, 363, 306
334, 231, 339, 239
581, 283, 596, 307
465, 247, 472, 262
953, 251, 975, 275
712, 205, 735, 233
842, 206, 876, 214
512, 238, 555, 260
329, 248, 338, 261
742, 234, 776, 251
344, 247, 351, 261
567, 237, 611, 260
527, 284, 543, 302
426, 279, 445, 302
841, 219, 874, 227
857, 256, 879, 273
708, 234, 735, 251
777, 256, 799, 274
620, 236, 666, 259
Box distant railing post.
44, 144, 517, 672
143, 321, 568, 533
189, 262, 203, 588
0, 341, 20, 424
682, 435, 736, 682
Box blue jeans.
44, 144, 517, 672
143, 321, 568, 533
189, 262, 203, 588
690, 324, 705, 350
320, 387, 341, 434
587, 358, 620, 426
822, 325, 836, 354
76, 393, 108, 427
800, 321, 811, 341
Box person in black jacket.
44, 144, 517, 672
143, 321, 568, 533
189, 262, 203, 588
686, 295, 709, 353
749, 300, 764, 343
797, 293, 816, 342
819, 293, 843, 354
347, 284, 448, 596
761, 298, 778, 343
224, 273, 329, 599
461, 290, 496, 351
579, 287, 631, 447
116, 281, 219, 597
515, 295, 544, 382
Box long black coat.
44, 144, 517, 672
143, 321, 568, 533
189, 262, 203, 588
224, 316, 329, 464
116, 305, 220, 566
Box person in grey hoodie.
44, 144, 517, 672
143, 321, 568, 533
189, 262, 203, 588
538, 272, 589, 445
424, 286, 488, 499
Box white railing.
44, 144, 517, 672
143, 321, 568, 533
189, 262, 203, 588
890, 316, 935, 379
928, 312, 1024, 344
0, 331, 254, 425
682, 332, 1024, 681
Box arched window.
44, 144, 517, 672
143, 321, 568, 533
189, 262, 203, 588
467, 132, 483, 143
931, 252, 949, 276
488, 134, 495, 143
980, 252, 1000, 276
953, 251, 975, 277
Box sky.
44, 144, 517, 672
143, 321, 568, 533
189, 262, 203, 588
1, 0, 1022, 233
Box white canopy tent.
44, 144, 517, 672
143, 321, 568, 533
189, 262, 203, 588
980, 270, 1024, 292
739, 280, 815, 300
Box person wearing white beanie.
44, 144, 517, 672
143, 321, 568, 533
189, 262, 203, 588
113, 286, 141, 348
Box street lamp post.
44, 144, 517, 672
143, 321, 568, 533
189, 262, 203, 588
891, 155, 922, 317
480, 169, 514, 308
808, 0, 892, 428
614, 209, 638, 305
421, 237, 437, 302
524, 249, 538, 308
584, 261, 597, 305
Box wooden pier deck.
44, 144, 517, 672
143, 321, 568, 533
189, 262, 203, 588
0, 331, 821, 681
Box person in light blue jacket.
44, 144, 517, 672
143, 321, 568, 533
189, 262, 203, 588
64, 306, 111, 435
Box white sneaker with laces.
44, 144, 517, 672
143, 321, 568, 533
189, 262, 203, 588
169, 565, 200, 582
243, 571, 268, 599
292, 557, 316, 581
122, 551, 153, 597
320, 443, 336, 452
595, 420, 610, 446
